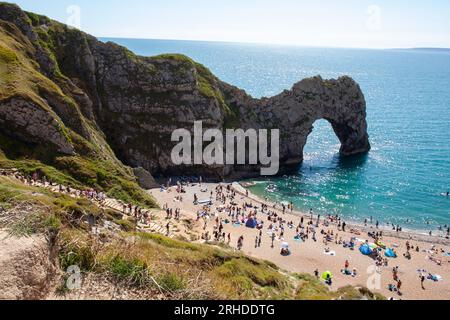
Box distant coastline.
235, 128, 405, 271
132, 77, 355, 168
394, 47, 450, 53
100, 37, 450, 52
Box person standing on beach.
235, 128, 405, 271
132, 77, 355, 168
342, 222, 346, 232
314, 269, 319, 279
397, 279, 402, 296
420, 274, 426, 290
393, 267, 398, 282
166, 222, 170, 235
237, 236, 244, 250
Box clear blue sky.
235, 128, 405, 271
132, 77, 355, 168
9, 0, 450, 48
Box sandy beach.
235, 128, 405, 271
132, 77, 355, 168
149, 182, 450, 300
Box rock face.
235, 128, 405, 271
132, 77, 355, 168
0, 3, 370, 181
219, 76, 370, 178
133, 167, 159, 189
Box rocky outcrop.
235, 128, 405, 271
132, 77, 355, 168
221, 76, 370, 176
133, 167, 159, 189
0, 97, 75, 155
0, 3, 370, 181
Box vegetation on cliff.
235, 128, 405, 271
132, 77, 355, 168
0, 175, 383, 300
0, 3, 156, 208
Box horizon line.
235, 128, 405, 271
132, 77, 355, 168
97, 35, 450, 52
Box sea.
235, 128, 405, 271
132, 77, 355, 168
101, 38, 450, 233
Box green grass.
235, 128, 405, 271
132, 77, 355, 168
0, 176, 97, 235
157, 273, 187, 292
138, 233, 200, 251
0, 45, 18, 64
0, 140, 157, 209
294, 274, 336, 300
106, 255, 148, 285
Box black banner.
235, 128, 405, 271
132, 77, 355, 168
0, 300, 444, 319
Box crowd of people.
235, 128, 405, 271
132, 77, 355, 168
162, 179, 448, 298
0, 168, 156, 230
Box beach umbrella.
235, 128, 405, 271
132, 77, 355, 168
322, 271, 333, 280
385, 248, 397, 258
359, 244, 372, 256
245, 218, 257, 229
281, 242, 290, 249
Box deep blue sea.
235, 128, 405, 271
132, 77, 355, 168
102, 38, 450, 232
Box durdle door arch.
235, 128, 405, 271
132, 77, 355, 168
245, 75, 371, 171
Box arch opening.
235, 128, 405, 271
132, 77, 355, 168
302, 119, 340, 170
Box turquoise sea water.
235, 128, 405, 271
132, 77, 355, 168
102, 38, 450, 231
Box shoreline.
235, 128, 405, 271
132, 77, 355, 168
237, 182, 450, 246
149, 181, 450, 300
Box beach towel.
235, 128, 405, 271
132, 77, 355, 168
324, 251, 336, 256
342, 269, 352, 276
428, 274, 442, 282
198, 199, 212, 205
